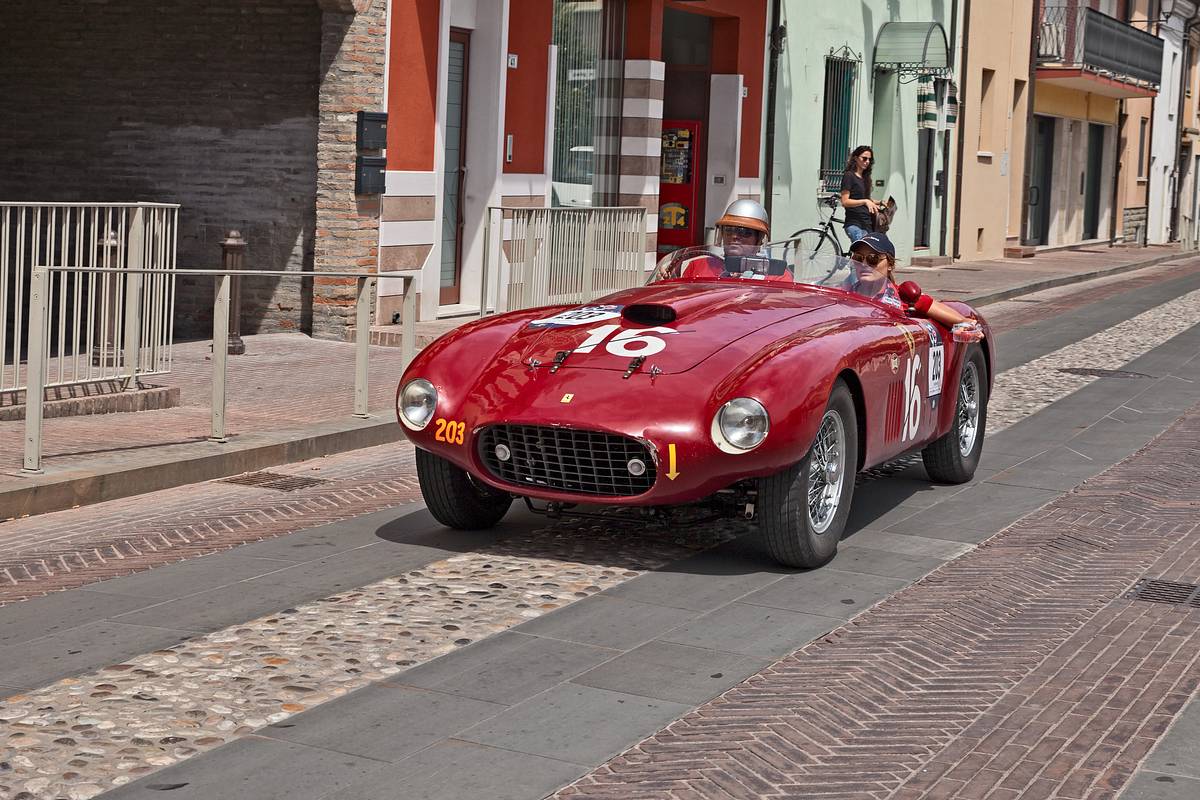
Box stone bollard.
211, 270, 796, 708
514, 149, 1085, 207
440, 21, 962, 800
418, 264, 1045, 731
222, 230, 247, 355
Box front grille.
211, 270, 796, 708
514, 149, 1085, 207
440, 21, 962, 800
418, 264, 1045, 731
478, 425, 656, 497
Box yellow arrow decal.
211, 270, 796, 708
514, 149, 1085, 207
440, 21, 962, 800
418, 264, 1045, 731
665, 443, 680, 480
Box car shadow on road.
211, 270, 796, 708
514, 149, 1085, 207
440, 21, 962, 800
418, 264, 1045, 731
371, 457, 979, 579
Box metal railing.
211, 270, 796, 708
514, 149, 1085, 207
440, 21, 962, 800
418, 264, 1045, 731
1, 202, 178, 394
1038, 4, 1164, 89
480, 205, 647, 315
21, 266, 416, 474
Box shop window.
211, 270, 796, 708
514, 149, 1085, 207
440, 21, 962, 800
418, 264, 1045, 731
550, 0, 626, 208
818, 49, 860, 193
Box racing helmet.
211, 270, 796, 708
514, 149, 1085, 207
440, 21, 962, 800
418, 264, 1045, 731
715, 199, 770, 236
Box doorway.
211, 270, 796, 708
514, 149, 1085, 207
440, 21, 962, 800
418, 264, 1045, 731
658, 7, 712, 251
440, 28, 469, 305
1026, 115, 1055, 246
914, 128, 935, 248
1082, 122, 1105, 240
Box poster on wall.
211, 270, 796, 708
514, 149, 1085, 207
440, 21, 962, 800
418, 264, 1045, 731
658, 120, 703, 250
661, 127, 693, 185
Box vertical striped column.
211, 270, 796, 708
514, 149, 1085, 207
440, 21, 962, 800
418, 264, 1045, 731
377, 0, 441, 324
617, 59, 665, 263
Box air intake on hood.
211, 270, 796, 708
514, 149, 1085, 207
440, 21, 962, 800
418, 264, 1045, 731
622, 304, 677, 325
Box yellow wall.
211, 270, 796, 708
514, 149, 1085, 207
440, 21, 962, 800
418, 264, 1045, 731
956, 0, 1034, 260
1033, 83, 1120, 124
1119, 99, 1152, 213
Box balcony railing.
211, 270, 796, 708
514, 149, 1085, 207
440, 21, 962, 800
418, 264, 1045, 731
1038, 4, 1163, 89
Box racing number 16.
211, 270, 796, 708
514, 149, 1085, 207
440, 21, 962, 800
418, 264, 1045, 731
577, 324, 677, 357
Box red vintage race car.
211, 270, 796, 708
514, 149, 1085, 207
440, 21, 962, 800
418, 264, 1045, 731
395, 244, 993, 569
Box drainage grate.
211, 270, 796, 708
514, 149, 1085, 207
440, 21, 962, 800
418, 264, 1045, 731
1125, 578, 1200, 608
217, 471, 329, 492
1057, 367, 1154, 379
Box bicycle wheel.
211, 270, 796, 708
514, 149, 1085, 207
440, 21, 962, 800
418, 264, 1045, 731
788, 227, 843, 259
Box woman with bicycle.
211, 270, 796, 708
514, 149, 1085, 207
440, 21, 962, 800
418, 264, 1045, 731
841, 146, 879, 243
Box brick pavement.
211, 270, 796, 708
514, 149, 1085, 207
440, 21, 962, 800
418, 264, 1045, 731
0, 440, 420, 605
554, 406, 1200, 800
0, 334, 411, 482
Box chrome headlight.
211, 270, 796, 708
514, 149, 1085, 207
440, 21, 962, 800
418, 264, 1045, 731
712, 397, 770, 452
398, 379, 438, 430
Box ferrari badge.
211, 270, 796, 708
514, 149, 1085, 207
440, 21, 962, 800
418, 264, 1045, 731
560, 393, 574, 404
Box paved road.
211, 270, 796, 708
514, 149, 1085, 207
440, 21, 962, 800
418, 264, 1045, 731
2, 260, 1200, 800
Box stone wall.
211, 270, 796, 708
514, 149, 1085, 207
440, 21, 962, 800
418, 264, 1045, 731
1122, 205, 1149, 245
0, 0, 384, 340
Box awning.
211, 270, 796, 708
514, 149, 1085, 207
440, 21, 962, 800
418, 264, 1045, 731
873, 21, 951, 79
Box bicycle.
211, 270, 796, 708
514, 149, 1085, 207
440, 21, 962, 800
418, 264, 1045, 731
788, 194, 848, 259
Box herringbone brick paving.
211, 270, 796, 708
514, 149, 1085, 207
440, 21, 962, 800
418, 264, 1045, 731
0, 440, 420, 604
555, 407, 1200, 799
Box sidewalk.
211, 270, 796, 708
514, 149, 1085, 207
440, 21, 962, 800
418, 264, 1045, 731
0, 243, 1187, 520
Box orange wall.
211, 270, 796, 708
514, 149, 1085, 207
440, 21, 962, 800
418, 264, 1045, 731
669, 0, 766, 178
386, 0, 440, 170
627, 0, 666, 60
504, 0, 554, 173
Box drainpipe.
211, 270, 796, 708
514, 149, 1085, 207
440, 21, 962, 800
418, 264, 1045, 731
1020, 0, 1041, 247
951, 0, 972, 259
763, 0, 784, 221
1137, 2, 1156, 244
1170, 3, 1200, 241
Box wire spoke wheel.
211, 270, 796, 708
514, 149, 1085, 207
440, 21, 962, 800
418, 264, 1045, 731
806, 409, 846, 534
957, 360, 981, 457
922, 344, 988, 484
758, 380, 859, 569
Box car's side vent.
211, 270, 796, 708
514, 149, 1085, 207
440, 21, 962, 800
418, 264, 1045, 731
622, 304, 677, 325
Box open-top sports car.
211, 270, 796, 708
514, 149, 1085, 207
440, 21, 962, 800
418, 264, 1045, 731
396, 244, 993, 569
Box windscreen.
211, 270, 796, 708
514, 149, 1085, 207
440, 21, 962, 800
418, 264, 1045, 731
650, 242, 855, 288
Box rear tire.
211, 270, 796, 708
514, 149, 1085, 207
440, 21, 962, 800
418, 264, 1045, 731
758, 381, 859, 569
922, 344, 988, 484
788, 227, 844, 259
416, 448, 513, 529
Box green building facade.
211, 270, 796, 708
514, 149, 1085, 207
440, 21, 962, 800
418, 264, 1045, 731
769, 1, 958, 264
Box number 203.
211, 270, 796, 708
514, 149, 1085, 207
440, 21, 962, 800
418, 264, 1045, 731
434, 419, 465, 445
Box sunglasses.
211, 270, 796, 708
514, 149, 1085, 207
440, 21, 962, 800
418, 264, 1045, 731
850, 250, 886, 266
858, 155, 873, 162
721, 225, 761, 239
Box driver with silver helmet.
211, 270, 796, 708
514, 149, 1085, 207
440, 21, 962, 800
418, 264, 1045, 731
664, 200, 788, 281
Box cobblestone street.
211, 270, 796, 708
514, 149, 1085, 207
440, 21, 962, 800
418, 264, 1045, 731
1, 258, 1200, 800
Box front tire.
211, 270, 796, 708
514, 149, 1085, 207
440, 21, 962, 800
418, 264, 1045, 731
415, 448, 513, 529
922, 344, 988, 483
758, 381, 859, 569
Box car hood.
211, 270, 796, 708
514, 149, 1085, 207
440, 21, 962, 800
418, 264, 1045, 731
514, 282, 835, 374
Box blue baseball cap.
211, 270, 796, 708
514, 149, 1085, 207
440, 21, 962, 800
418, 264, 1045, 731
851, 232, 896, 258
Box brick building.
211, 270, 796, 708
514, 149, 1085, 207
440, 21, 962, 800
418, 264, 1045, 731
0, 0, 385, 339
